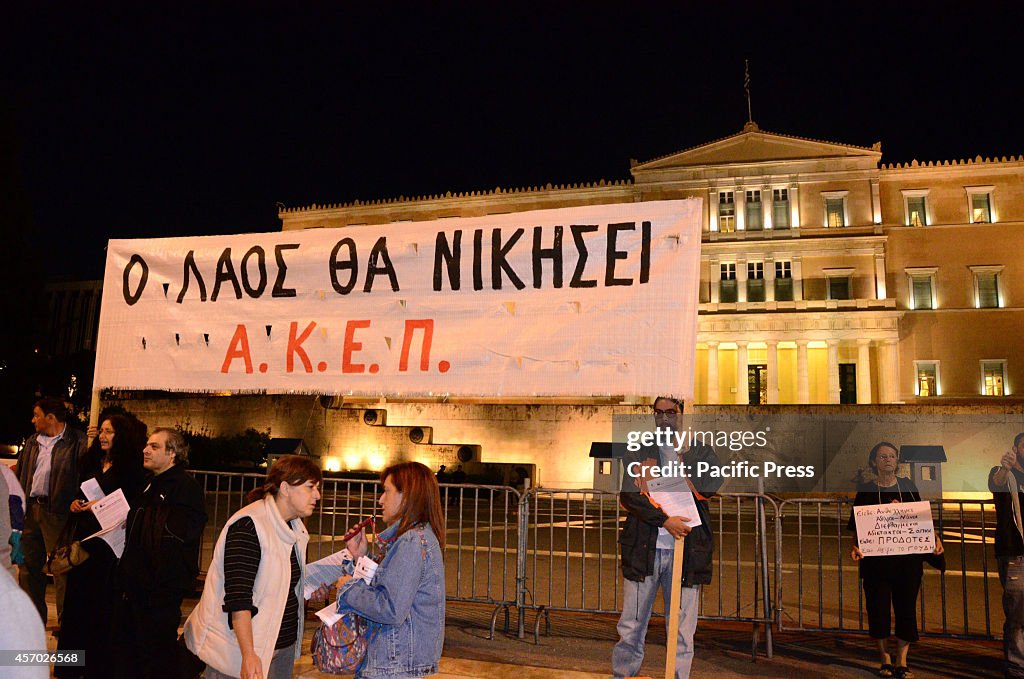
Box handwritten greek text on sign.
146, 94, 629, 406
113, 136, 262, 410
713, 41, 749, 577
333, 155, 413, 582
94, 201, 702, 397
854, 501, 935, 557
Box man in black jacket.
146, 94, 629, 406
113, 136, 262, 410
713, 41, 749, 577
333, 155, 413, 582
17, 397, 88, 625
612, 396, 722, 679
116, 427, 207, 679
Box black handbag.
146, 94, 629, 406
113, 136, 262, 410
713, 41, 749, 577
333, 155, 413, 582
924, 550, 947, 572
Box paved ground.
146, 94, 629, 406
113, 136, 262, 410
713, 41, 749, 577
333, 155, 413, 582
40, 588, 1003, 678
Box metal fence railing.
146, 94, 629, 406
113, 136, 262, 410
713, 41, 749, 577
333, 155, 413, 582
776, 498, 1000, 640
191, 470, 1000, 651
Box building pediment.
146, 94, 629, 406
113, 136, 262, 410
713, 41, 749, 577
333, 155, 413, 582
632, 126, 882, 173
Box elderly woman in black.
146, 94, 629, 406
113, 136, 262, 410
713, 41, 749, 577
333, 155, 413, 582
848, 441, 944, 679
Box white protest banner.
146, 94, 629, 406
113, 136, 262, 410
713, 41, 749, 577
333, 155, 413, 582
95, 200, 702, 397
854, 500, 935, 557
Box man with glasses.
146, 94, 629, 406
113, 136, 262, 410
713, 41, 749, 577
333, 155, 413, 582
612, 396, 722, 679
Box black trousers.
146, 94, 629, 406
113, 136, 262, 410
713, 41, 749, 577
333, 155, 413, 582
113, 592, 184, 679
863, 569, 922, 642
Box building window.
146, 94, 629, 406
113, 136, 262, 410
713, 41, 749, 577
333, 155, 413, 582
982, 360, 1007, 396
775, 261, 793, 301
825, 268, 854, 300
827, 276, 851, 300
772, 189, 790, 229
971, 265, 1003, 308
719, 192, 735, 232
915, 361, 939, 397
902, 190, 929, 227
745, 190, 762, 231
968, 190, 994, 223
720, 263, 737, 303
599, 460, 612, 475
905, 267, 937, 310
747, 262, 765, 302
921, 465, 936, 481
822, 191, 849, 228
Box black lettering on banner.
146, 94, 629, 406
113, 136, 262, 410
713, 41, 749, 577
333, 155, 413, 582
329, 238, 358, 295
433, 230, 461, 291
176, 251, 208, 304
364, 237, 400, 293
532, 225, 564, 289
472, 229, 483, 291
241, 246, 267, 297
640, 220, 651, 284
272, 243, 300, 298
211, 248, 243, 301
605, 222, 634, 286
122, 254, 149, 306
569, 225, 598, 288
491, 228, 525, 290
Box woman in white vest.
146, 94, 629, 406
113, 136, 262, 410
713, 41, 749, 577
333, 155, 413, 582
184, 455, 322, 679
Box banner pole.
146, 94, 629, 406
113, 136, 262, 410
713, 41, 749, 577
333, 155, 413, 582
665, 537, 685, 679
87, 388, 101, 445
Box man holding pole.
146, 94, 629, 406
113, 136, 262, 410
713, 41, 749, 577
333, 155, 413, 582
612, 396, 721, 679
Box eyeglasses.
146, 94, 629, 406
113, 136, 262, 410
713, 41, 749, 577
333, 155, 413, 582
653, 409, 680, 416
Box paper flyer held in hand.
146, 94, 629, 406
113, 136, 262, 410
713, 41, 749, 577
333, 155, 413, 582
646, 476, 702, 529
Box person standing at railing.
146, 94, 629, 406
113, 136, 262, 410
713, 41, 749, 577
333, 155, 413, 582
612, 396, 722, 679
185, 455, 322, 679
849, 441, 944, 679
989, 432, 1024, 679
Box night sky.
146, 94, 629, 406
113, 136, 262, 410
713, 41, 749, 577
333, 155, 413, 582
7, 3, 1024, 281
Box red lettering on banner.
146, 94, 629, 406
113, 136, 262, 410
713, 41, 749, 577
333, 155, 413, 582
286, 321, 316, 373
399, 319, 434, 372
221, 325, 253, 374
343, 320, 371, 373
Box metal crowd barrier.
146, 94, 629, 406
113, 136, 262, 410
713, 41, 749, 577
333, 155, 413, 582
776, 497, 999, 640
191, 470, 999, 651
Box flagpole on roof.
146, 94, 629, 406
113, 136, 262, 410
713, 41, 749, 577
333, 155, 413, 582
744, 59, 753, 125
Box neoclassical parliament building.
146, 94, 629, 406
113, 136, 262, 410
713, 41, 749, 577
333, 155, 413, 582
279, 123, 1024, 406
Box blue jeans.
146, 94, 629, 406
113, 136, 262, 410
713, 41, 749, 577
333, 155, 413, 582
612, 548, 700, 679
1000, 556, 1024, 678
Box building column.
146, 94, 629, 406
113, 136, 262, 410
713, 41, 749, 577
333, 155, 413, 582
709, 189, 719, 232
874, 252, 887, 300
736, 341, 749, 405
709, 258, 720, 303
857, 339, 873, 404
765, 256, 776, 302
878, 339, 899, 403
736, 187, 746, 231
827, 339, 841, 404
796, 340, 810, 404
706, 341, 720, 404
762, 184, 773, 230
790, 183, 800, 230
766, 340, 779, 404
871, 178, 882, 225
737, 258, 748, 303
792, 256, 804, 301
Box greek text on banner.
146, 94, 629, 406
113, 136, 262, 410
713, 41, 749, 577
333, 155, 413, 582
94, 200, 702, 397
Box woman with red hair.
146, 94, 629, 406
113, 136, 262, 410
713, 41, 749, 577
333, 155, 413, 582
337, 461, 446, 678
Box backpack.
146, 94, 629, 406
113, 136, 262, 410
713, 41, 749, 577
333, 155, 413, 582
311, 610, 369, 674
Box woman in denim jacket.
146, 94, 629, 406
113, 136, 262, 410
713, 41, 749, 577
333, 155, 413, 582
334, 461, 446, 678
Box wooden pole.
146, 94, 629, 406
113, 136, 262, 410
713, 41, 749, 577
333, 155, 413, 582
664, 537, 685, 679
87, 388, 101, 445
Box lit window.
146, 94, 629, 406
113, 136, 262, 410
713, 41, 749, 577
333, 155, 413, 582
720, 263, 737, 303
745, 190, 762, 231
719, 192, 735, 232
971, 265, 1003, 308
747, 262, 765, 302
982, 360, 1007, 396
904, 193, 928, 227
772, 189, 790, 229
599, 460, 612, 475
966, 186, 995, 223
827, 276, 851, 300
915, 361, 938, 397
921, 465, 936, 481
822, 191, 848, 228
775, 261, 793, 301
